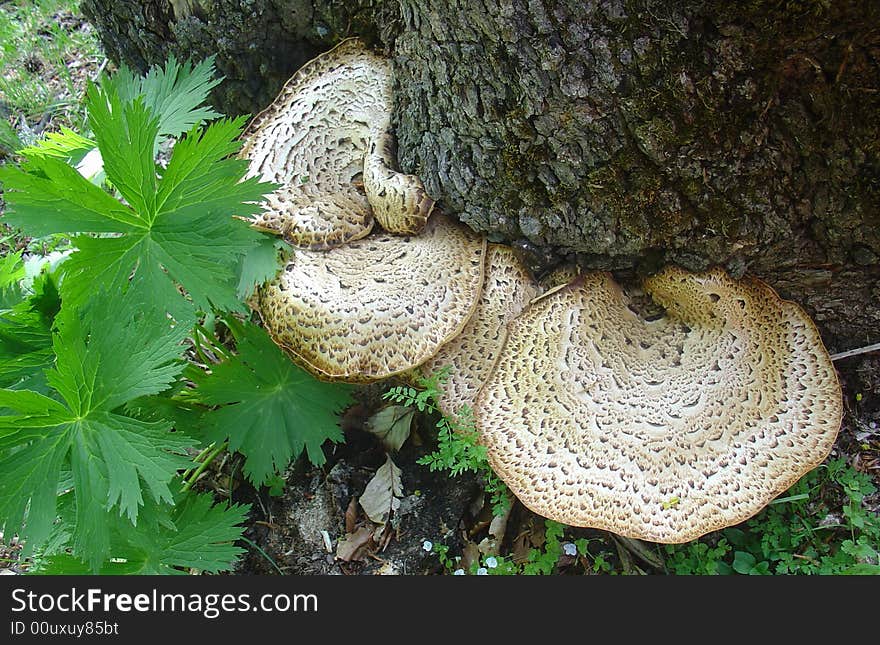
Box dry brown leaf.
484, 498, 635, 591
461, 542, 481, 571
345, 496, 359, 534
360, 456, 403, 524
335, 526, 374, 562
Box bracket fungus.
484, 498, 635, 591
364, 130, 436, 235
473, 267, 843, 543
416, 244, 541, 418
242, 41, 844, 546
240, 38, 434, 249
257, 214, 486, 383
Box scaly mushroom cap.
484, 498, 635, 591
250, 189, 374, 250
539, 264, 581, 294
475, 267, 843, 543
364, 130, 436, 235
258, 214, 487, 382
417, 245, 540, 418
240, 38, 436, 247
240, 38, 388, 249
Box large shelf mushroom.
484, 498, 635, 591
414, 244, 541, 418
472, 267, 843, 543
240, 38, 435, 249
257, 214, 486, 382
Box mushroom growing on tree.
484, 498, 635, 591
256, 213, 486, 383
240, 38, 434, 249
414, 244, 541, 418
473, 267, 843, 543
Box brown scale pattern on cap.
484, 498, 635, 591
417, 245, 541, 418
250, 189, 374, 250
258, 214, 486, 382
474, 266, 843, 543
364, 130, 436, 235
539, 264, 582, 295
240, 39, 390, 249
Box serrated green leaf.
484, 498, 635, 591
39, 489, 248, 575
191, 318, 353, 486
0, 61, 276, 316
236, 235, 286, 300
50, 285, 191, 413
0, 270, 58, 389
0, 288, 194, 568
0, 155, 144, 235
110, 55, 223, 141
0, 249, 25, 295
80, 412, 192, 523
0, 428, 70, 552
87, 84, 160, 218
18, 127, 96, 162
151, 491, 248, 573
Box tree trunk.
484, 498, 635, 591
81, 0, 880, 352
79, 0, 379, 116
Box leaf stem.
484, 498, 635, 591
181, 442, 228, 491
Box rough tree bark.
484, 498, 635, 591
81, 0, 880, 351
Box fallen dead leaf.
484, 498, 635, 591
335, 526, 374, 562
360, 456, 403, 524
461, 542, 481, 571
364, 405, 415, 452
345, 496, 359, 534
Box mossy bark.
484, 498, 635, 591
79, 0, 378, 116
81, 0, 880, 350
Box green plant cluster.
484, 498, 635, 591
0, 0, 103, 150
430, 520, 616, 576
384, 368, 511, 516
665, 458, 880, 575
0, 56, 353, 573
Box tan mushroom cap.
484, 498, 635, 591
474, 267, 843, 543
417, 244, 541, 418
240, 38, 388, 248
240, 38, 436, 248
250, 189, 374, 250
257, 214, 487, 382
364, 130, 436, 235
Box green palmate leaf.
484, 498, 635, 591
192, 317, 353, 486
0, 249, 25, 295
48, 283, 192, 414
0, 61, 276, 316
0, 425, 70, 553
0, 289, 193, 569
236, 236, 286, 300
0, 269, 60, 390
87, 85, 160, 217
40, 489, 248, 575
0, 119, 23, 156
0, 153, 140, 235
109, 55, 223, 141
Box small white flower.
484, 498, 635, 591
563, 542, 578, 556
422, 540, 433, 552
476, 567, 488, 575
453, 568, 465, 575
485, 556, 498, 569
